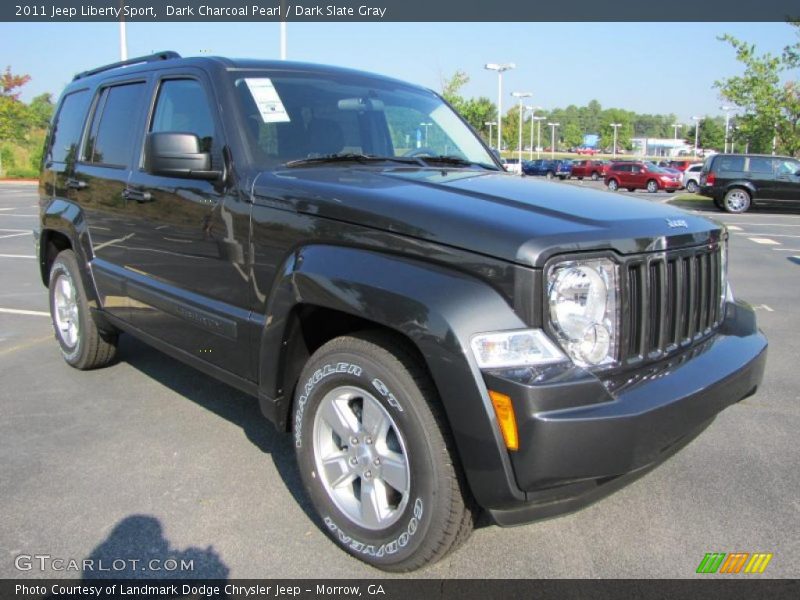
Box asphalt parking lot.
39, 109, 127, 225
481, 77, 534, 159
1, 181, 798, 579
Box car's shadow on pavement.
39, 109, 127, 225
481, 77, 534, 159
115, 335, 316, 525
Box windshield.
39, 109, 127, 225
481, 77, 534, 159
230, 71, 498, 170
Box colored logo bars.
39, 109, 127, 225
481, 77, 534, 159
696, 552, 773, 574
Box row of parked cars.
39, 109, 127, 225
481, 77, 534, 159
512, 154, 800, 213
517, 158, 703, 192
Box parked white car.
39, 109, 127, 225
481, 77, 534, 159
683, 162, 704, 193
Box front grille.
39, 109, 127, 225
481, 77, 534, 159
621, 244, 723, 364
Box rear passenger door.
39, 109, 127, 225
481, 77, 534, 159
70, 79, 150, 323
774, 158, 800, 202
746, 156, 778, 200
124, 70, 254, 380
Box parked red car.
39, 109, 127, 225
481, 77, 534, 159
667, 160, 694, 172
605, 161, 682, 193
570, 159, 609, 180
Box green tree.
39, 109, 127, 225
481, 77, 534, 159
440, 70, 496, 142
28, 93, 54, 128
687, 117, 725, 151
715, 26, 800, 156
561, 121, 583, 149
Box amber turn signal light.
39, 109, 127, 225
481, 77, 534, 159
489, 390, 519, 451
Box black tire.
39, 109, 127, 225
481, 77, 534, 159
686, 180, 699, 193
591, 171, 600, 181
646, 179, 658, 193
723, 188, 751, 214
48, 250, 118, 369
627, 188, 636, 192
293, 332, 474, 571
607, 179, 619, 191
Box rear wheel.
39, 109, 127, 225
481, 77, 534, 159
607, 179, 619, 191
723, 188, 751, 213
646, 179, 658, 193
686, 180, 699, 193
48, 250, 118, 369
293, 332, 474, 571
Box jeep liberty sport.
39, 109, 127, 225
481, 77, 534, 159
36, 52, 767, 571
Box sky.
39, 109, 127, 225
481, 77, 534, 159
1, 21, 796, 123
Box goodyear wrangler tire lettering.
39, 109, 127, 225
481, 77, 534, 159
293, 333, 474, 571
294, 362, 362, 448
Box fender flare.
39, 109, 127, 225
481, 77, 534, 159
257, 244, 529, 508
39, 198, 102, 310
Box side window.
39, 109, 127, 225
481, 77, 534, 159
85, 82, 146, 167
151, 79, 215, 146
49, 90, 90, 166
748, 157, 775, 174
717, 155, 745, 172
150, 78, 219, 169
776, 159, 800, 176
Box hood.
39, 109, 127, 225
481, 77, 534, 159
252, 167, 722, 268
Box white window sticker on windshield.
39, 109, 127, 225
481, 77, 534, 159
244, 78, 290, 123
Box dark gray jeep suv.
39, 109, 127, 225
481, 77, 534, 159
36, 52, 767, 571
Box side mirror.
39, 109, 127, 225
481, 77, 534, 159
144, 132, 221, 181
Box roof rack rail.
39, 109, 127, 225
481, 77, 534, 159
73, 51, 182, 81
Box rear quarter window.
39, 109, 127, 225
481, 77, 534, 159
48, 90, 90, 164
747, 157, 775, 174
714, 155, 745, 173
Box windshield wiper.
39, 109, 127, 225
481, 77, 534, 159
284, 153, 425, 168
415, 155, 499, 170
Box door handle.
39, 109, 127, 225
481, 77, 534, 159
123, 189, 153, 203
66, 178, 87, 190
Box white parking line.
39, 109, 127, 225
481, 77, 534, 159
738, 233, 800, 239
0, 233, 29, 240
772, 248, 800, 252
725, 222, 800, 227
0, 228, 29, 233
727, 225, 743, 231
748, 237, 780, 245
93, 233, 134, 251
0, 254, 35, 258
0, 214, 38, 217
0, 307, 49, 317
753, 304, 775, 312
0, 208, 15, 212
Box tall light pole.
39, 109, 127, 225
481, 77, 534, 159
610, 123, 622, 159
721, 105, 734, 153
692, 116, 701, 157
672, 123, 683, 140
511, 92, 532, 168
420, 122, 433, 146
547, 122, 560, 159
485, 63, 515, 155
533, 116, 545, 159
484, 121, 497, 148
118, 0, 127, 61
525, 106, 542, 160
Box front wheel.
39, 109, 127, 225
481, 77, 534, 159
591, 172, 600, 181
686, 180, 699, 193
293, 333, 474, 571
724, 188, 751, 213
607, 179, 619, 191
646, 179, 659, 193
48, 250, 118, 369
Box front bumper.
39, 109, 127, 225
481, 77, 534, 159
481, 300, 767, 526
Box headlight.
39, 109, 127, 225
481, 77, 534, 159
471, 330, 566, 369
547, 258, 619, 367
